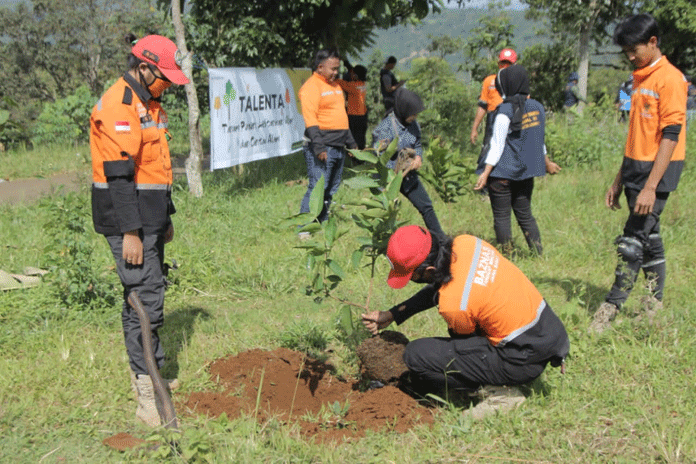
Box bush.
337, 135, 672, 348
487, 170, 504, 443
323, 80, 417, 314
41, 192, 120, 316
544, 111, 626, 168
32, 85, 94, 146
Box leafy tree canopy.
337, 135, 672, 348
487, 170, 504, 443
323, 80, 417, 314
186, 0, 442, 69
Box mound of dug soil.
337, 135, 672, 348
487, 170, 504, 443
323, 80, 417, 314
182, 347, 434, 443
356, 331, 409, 386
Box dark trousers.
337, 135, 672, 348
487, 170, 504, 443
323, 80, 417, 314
487, 177, 542, 254
606, 188, 669, 307
403, 335, 547, 395
402, 174, 444, 239
348, 114, 368, 150
107, 234, 166, 376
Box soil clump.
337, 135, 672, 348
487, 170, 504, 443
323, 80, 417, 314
182, 347, 434, 443
356, 330, 410, 386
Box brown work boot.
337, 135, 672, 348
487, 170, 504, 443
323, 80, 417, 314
588, 302, 619, 334
637, 295, 663, 324
463, 385, 526, 420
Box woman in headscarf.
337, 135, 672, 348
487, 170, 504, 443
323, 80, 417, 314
474, 64, 560, 255
372, 87, 444, 239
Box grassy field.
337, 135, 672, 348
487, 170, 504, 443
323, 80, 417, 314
1, 115, 695, 463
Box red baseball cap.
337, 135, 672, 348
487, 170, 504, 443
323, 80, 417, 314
498, 48, 517, 64
386, 225, 432, 289
131, 35, 189, 85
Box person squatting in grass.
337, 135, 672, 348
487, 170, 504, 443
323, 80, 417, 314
474, 64, 561, 256
371, 87, 445, 239
298, 48, 357, 229
361, 226, 570, 418
590, 14, 687, 334
90, 34, 189, 426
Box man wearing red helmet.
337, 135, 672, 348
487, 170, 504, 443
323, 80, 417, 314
90, 34, 189, 426
362, 225, 569, 419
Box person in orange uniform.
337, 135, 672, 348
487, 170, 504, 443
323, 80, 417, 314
590, 14, 687, 333
90, 34, 189, 426
298, 48, 357, 225
470, 48, 517, 152
337, 62, 368, 150
362, 225, 569, 417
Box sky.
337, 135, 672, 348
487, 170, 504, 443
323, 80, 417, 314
447, 0, 527, 10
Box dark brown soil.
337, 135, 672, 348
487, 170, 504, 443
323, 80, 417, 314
356, 330, 410, 385
181, 346, 434, 443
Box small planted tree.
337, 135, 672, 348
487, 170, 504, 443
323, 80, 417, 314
284, 139, 407, 351
419, 137, 474, 203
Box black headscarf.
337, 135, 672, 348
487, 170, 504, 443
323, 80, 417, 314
495, 64, 530, 132
393, 87, 424, 126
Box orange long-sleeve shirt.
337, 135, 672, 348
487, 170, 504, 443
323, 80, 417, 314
299, 72, 355, 156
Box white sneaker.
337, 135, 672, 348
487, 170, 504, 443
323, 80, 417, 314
463, 385, 526, 420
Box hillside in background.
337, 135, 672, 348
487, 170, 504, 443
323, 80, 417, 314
353, 7, 546, 73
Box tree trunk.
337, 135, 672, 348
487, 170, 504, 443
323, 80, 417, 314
171, 0, 204, 198
577, 24, 591, 116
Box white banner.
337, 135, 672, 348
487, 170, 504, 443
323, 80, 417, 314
208, 67, 312, 170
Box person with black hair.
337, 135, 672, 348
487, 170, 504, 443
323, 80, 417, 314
297, 48, 357, 230
474, 64, 560, 255
371, 88, 445, 239
90, 34, 189, 427
361, 225, 569, 419
337, 61, 369, 150
380, 56, 406, 114
590, 14, 688, 333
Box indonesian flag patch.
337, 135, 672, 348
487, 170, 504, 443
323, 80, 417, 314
115, 121, 131, 133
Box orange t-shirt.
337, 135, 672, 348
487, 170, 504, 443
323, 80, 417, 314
298, 72, 349, 130
337, 79, 367, 116
627, 56, 687, 163
438, 235, 544, 346
478, 74, 503, 113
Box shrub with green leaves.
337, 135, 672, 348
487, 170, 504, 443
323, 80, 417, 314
544, 112, 626, 168
32, 85, 93, 146
419, 137, 474, 203
41, 192, 119, 315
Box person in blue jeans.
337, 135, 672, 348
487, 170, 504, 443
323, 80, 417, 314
298, 48, 357, 225
474, 64, 560, 255
372, 87, 444, 239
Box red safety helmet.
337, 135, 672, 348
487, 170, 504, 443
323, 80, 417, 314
131, 35, 189, 85
498, 48, 517, 64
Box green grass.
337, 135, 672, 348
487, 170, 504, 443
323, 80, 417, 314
0, 143, 91, 180
1, 117, 696, 462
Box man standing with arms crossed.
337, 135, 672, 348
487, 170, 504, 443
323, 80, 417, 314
590, 14, 687, 334
298, 48, 357, 231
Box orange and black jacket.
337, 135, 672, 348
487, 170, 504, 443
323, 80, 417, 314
622, 56, 687, 192
299, 72, 357, 156
90, 74, 174, 236
389, 235, 569, 365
